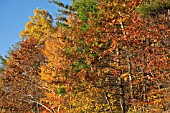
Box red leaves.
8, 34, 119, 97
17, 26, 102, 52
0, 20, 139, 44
112, 70, 121, 78
76, 69, 87, 81
1, 0, 170, 113
1, 37, 45, 112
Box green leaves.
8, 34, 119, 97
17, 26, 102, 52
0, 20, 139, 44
55, 86, 66, 96
136, 0, 170, 18
1, 0, 169, 113
73, 0, 100, 22
72, 59, 87, 72
0, 55, 6, 74
0, 55, 6, 65
65, 47, 71, 54
3, 106, 10, 110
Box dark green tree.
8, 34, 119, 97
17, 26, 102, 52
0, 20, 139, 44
0, 55, 6, 75
48, 0, 75, 27
136, 0, 170, 18
72, 0, 100, 22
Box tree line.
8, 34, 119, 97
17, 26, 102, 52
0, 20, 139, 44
0, 0, 170, 112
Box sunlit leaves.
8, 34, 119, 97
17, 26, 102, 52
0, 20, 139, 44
1, 38, 45, 112
1, 0, 170, 112
20, 8, 55, 42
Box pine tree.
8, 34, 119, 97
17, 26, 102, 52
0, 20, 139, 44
136, 0, 170, 18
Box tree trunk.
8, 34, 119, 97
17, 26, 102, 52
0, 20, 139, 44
118, 78, 125, 113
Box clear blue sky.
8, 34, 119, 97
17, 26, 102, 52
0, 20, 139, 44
0, 0, 71, 57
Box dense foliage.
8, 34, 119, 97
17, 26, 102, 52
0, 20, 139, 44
0, 0, 169, 113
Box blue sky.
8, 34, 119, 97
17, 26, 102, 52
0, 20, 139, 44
0, 0, 71, 57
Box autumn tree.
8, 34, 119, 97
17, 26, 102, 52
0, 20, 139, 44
1, 7, 57, 112
1, 0, 169, 113
1, 38, 46, 112
20, 8, 55, 42
39, 0, 135, 112
1, 6, 60, 113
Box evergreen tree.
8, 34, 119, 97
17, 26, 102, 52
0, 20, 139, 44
0, 55, 6, 75
49, 0, 75, 27
72, 0, 100, 22
136, 0, 170, 18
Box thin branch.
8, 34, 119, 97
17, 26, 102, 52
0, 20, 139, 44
38, 86, 56, 94
29, 100, 55, 113
118, 12, 125, 35
104, 91, 113, 113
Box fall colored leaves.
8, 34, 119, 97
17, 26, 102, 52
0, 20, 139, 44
0, 0, 170, 113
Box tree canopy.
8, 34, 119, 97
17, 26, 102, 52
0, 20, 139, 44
0, 0, 170, 113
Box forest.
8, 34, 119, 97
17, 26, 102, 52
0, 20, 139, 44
0, 0, 170, 113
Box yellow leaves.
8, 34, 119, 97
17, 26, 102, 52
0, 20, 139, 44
113, 2, 118, 7
120, 72, 129, 78
122, 3, 126, 7
120, 72, 129, 81
4, 0, 170, 112
38, 26, 72, 111
40, 65, 55, 82
85, 57, 92, 65
102, 68, 110, 73
40, 72, 54, 82
44, 91, 56, 99
68, 84, 113, 112
66, 14, 79, 26
19, 8, 55, 41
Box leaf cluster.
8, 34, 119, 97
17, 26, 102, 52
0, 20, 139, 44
136, 0, 170, 17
